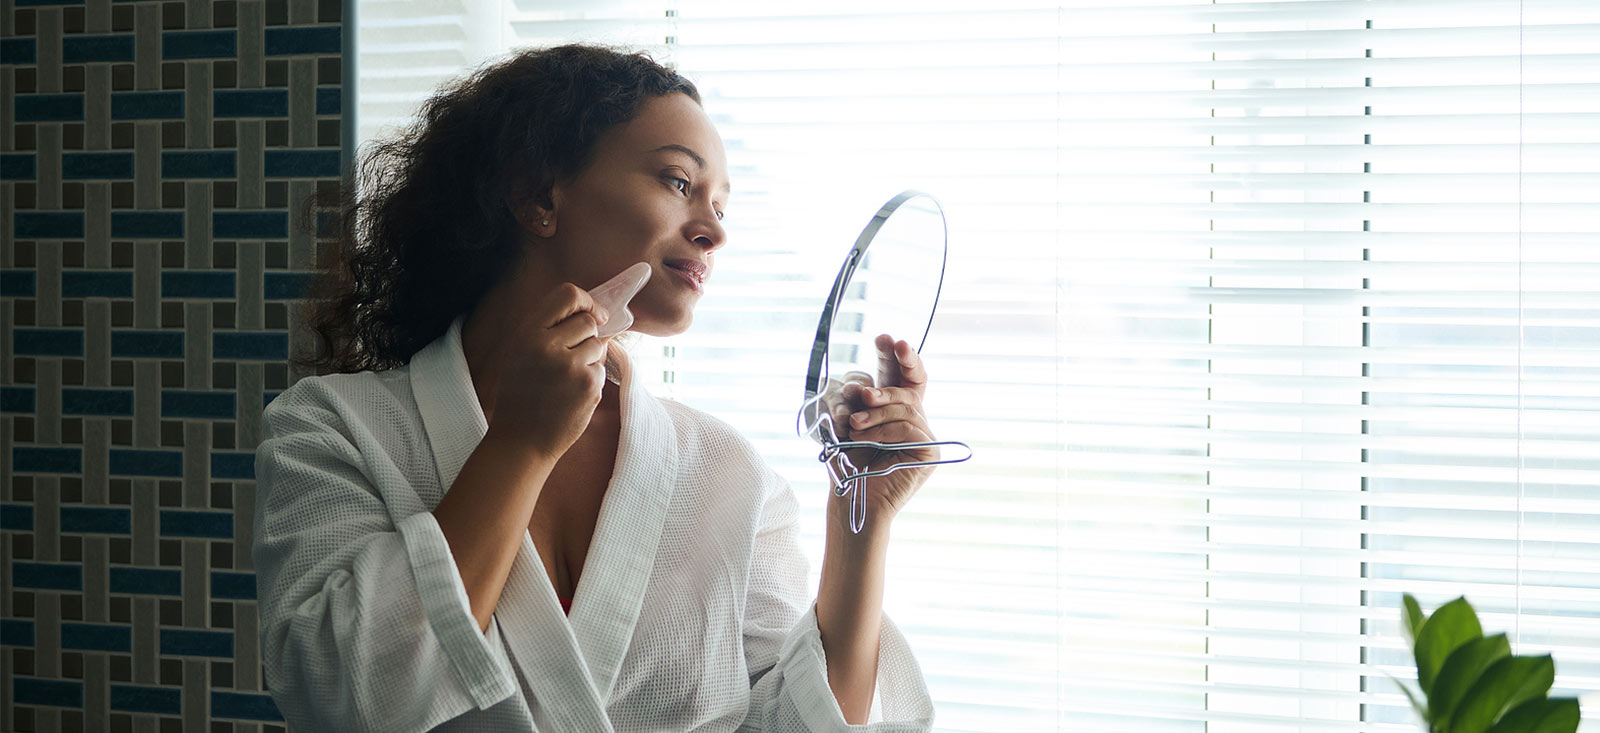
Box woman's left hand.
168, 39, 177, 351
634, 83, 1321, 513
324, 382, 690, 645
825, 333, 939, 523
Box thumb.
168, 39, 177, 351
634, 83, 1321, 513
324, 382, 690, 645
876, 334, 900, 388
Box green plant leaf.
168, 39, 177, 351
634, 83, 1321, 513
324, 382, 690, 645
1415, 597, 1483, 698
1448, 655, 1556, 733
1404, 593, 1427, 647
1385, 670, 1429, 722
1482, 697, 1580, 733
1430, 634, 1512, 727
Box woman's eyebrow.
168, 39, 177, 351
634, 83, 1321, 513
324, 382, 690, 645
651, 144, 731, 194
652, 144, 706, 169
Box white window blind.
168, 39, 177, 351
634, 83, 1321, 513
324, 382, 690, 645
356, 1, 1600, 730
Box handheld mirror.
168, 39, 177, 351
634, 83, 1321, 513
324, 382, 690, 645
797, 190, 974, 533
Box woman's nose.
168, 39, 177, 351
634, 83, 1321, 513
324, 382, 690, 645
691, 207, 726, 252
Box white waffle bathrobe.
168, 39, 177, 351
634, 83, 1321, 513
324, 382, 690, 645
252, 316, 934, 732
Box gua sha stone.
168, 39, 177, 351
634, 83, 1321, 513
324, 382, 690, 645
589, 262, 653, 338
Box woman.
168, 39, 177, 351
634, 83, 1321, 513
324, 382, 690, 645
254, 44, 939, 731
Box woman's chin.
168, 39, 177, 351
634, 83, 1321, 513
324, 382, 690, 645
627, 312, 694, 338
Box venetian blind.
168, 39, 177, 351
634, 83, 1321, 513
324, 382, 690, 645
356, 1, 1600, 730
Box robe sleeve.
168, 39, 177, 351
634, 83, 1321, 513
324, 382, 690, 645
252, 388, 519, 733
740, 473, 935, 732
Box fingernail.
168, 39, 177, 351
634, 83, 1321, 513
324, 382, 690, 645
851, 412, 867, 425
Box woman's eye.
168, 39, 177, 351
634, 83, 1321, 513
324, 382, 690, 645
668, 176, 689, 194
714, 210, 725, 221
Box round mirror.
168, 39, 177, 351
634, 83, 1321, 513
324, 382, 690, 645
796, 190, 972, 533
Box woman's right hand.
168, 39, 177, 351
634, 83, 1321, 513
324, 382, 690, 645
479, 282, 611, 459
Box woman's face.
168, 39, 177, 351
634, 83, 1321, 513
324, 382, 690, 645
538, 92, 730, 337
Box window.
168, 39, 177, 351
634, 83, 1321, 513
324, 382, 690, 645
356, 1, 1600, 729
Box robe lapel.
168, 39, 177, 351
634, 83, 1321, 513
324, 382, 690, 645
567, 342, 679, 700
409, 316, 612, 730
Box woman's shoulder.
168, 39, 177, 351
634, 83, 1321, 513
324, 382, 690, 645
657, 397, 747, 448
262, 366, 421, 441
654, 397, 783, 485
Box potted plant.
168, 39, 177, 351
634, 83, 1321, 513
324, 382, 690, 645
1394, 594, 1582, 733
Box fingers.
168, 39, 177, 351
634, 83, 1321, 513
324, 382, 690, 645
879, 334, 928, 392
846, 402, 924, 432
838, 371, 874, 390
543, 283, 610, 335
571, 334, 608, 367
550, 313, 608, 351
845, 382, 919, 409
847, 415, 932, 446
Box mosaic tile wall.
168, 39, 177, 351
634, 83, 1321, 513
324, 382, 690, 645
2, 0, 344, 730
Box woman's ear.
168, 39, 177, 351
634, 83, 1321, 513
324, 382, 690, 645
507, 182, 557, 238
520, 205, 555, 238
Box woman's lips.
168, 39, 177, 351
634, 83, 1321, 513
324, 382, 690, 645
666, 264, 704, 293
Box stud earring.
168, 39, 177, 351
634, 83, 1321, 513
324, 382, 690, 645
541, 220, 550, 227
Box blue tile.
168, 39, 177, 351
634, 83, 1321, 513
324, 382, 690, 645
160, 510, 232, 539
265, 26, 341, 55
212, 691, 283, 722
214, 89, 288, 118
15, 211, 85, 238
14, 328, 84, 356
61, 622, 133, 652
2, 270, 37, 296
110, 567, 181, 595
14, 678, 83, 708
162, 150, 236, 178
161, 390, 236, 419
1, 504, 34, 530
265, 390, 281, 407
111, 330, 183, 358
63, 34, 136, 63
316, 87, 340, 115
210, 571, 256, 600
1, 386, 36, 412
315, 209, 338, 237
111, 211, 184, 238
1, 153, 36, 180
211, 452, 256, 480
264, 149, 340, 178
0, 619, 35, 646
18, 0, 88, 5
62, 270, 134, 298
0, 37, 36, 64
2, 269, 36, 296
110, 684, 181, 715
162, 29, 236, 59
111, 91, 184, 120
213, 210, 288, 238
263, 272, 316, 300
60, 507, 133, 535
160, 629, 233, 657
13, 446, 83, 473
12, 561, 83, 591
63, 152, 135, 179
214, 332, 288, 360
62, 388, 135, 416
110, 449, 183, 478
161, 271, 236, 299
16, 93, 84, 121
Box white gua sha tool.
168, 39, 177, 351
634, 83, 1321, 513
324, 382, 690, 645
589, 262, 653, 338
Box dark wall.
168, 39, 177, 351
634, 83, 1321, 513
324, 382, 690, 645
2, 0, 345, 730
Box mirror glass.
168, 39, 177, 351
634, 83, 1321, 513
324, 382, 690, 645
798, 191, 947, 446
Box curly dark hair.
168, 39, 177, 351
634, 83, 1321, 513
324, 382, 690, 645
300, 44, 701, 374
